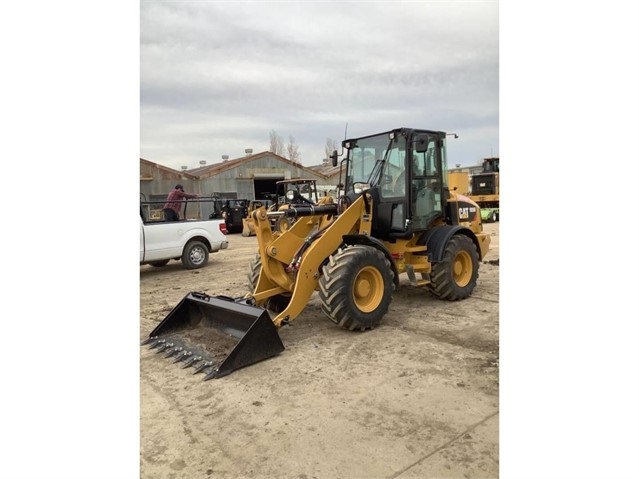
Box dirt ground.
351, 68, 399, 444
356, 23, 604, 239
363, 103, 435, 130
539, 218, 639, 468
140, 222, 500, 479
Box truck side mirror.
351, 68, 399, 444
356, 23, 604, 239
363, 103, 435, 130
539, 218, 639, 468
331, 150, 338, 167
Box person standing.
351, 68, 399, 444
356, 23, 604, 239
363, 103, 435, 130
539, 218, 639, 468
162, 184, 199, 221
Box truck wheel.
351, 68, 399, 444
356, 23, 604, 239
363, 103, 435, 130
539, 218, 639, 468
181, 240, 209, 269
428, 235, 479, 300
149, 260, 170, 267
490, 211, 497, 223
247, 254, 291, 313
319, 245, 394, 331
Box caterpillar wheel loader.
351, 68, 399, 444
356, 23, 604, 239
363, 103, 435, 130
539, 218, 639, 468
142, 127, 491, 380
241, 199, 273, 237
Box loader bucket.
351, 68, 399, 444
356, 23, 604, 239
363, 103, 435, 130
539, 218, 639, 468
142, 292, 284, 380
241, 217, 255, 236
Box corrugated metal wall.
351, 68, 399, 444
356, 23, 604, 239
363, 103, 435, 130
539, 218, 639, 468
141, 155, 341, 220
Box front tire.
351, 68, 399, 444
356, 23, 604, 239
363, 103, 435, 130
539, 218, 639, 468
319, 245, 394, 331
428, 235, 479, 300
247, 254, 291, 313
181, 240, 209, 269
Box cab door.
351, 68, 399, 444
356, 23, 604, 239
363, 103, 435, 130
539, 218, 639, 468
374, 142, 409, 236
410, 136, 444, 230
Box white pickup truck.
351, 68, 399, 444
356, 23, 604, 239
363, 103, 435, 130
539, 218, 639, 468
140, 212, 229, 269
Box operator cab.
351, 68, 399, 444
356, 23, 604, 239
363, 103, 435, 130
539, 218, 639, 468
340, 128, 448, 240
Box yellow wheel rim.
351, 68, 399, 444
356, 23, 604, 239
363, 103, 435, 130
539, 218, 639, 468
352, 266, 384, 313
453, 250, 473, 287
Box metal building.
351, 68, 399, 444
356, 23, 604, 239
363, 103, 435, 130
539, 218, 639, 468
140, 151, 336, 220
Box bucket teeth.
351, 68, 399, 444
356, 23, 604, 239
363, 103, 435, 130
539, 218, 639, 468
182, 355, 203, 369
141, 336, 157, 346
149, 338, 166, 350
172, 350, 191, 363
163, 346, 183, 358
203, 369, 220, 381
194, 361, 214, 374
155, 342, 174, 354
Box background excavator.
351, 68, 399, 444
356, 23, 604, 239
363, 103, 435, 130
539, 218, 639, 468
143, 127, 491, 380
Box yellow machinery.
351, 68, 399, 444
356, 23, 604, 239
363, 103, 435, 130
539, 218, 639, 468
469, 157, 500, 223
241, 200, 272, 237
143, 128, 491, 380
241, 179, 322, 236
447, 170, 471, 196
270, 179, 321, 232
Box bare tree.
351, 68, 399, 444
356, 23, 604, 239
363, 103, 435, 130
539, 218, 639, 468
286, 136, 301, 163
324, 138, 338, 162
269, 130, 284, 156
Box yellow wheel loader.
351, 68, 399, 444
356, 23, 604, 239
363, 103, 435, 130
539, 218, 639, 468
241, 200, 273, 237
142, 128, 491, 380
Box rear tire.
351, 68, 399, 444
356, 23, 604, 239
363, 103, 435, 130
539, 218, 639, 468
181, 240, 209, 269
490, 211, 497, 223
428, 235, 479, 300
319, 245, 394, 331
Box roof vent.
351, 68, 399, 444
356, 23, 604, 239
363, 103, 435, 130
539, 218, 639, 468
199, 160, 206, 166
245, 148, 253, 155
181, 165, 188, 171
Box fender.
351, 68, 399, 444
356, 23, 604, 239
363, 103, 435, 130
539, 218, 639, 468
418, 225, 481, 262
342, 234, 401, 289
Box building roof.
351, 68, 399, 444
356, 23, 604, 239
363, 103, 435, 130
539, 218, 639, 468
140, 158, 198, 180
187, 151, 330, 180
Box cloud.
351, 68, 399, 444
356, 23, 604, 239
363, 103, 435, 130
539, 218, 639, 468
141, 1, 499, 168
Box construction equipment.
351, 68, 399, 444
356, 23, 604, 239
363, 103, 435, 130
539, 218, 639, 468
208, 198, 250, 233
447, 170, 470, 196
271, 179, 320, 232
469, 157, 499, 222
241, 199, 273, 237
142, 127, 491, 380
141, 293, 284, 380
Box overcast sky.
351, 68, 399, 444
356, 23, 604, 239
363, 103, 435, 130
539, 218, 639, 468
140, 1, 499, 170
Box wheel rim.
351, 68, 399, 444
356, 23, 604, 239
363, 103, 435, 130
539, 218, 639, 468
453, 250, 473, 287
190, 247, 204, 265
352, 266, 384, 313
